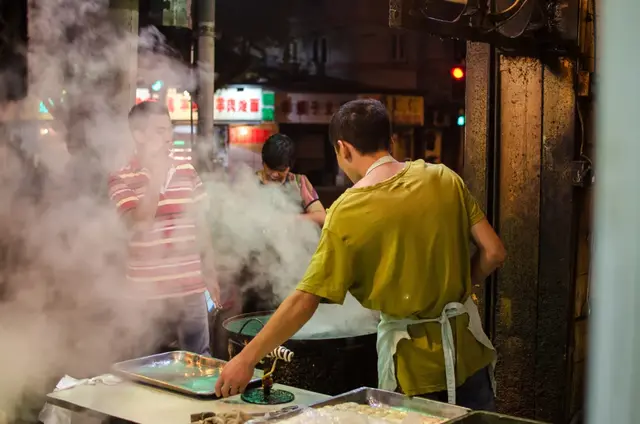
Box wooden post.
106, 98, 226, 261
464, 50, 578, 422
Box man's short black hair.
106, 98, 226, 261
329, 99, 391, 154
262, 133, 295, 170
128, 101, 170, 131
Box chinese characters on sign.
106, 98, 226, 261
276, 93, 353, 124
385, 96, 424, 126
216, 97, 260, 114
277, 93, 424, 126
135, 86, 269, 122
214, 87, 265, 122
135, 88, 197, 121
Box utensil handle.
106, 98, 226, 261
267, 346, 294, 363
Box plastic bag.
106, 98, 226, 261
38, 375, 120, 424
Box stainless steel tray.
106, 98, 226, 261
112, 351, 262, 398
249, 387, 469, 423
444, 411, 548, 424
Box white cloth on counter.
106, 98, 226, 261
39, 374, 122, 424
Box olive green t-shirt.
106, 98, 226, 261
296, 160, 494, 396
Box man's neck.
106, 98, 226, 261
137, 151, 171, 172
349, 151, 400, 188
358, 151, 395, 176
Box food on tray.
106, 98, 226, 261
192, 411, 253, 424
277, 402, 446, 424
321, 403, 445, 424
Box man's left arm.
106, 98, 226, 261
300, 175, 326, 226
215, 229, 352, 397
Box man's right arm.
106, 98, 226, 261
470, 219, 507, 285
459, 177, 507, 284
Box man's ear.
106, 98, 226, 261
337, 140, 353, 162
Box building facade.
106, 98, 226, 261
265, 0, 464, 103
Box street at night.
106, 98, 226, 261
0, 0, 635, 424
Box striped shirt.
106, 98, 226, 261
108, 157, 208, 298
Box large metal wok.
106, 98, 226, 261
223, 307, 378, 396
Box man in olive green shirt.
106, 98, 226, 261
216, 99, 506, 409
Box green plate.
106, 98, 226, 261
241, 388, 295, 405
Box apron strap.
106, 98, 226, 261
376, 298, 495, 406
438, 303, 465, 405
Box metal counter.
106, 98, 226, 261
46, 379, 329, 424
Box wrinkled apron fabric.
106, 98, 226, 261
376, 297, 497, 404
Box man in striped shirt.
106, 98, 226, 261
108, 101, 217, 356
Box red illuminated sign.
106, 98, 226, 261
137, 87, 266, 122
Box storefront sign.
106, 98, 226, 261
386, 95, 425, 126
215, 87, 271, 122
135, 86, 274, 122
167, 89, 197, 120
136, 88, 151, 103
276, 93, 355, 124
229, 123, 278, 146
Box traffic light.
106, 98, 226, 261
457, 109, 466, 126
451, 67, 465, 80
451, 65, 466, 101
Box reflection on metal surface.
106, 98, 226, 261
112, 351, 261, 397
251, 387, 469, 423
446, 410, 548, 423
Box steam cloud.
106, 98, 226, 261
0, 0, 377, 421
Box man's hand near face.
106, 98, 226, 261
127, 155, 169, 232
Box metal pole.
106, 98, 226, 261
109, 0, 139, 111
196, 0, 215, 162
587, 2, 640, 424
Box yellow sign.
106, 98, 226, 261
388, 95, 424, 126
337, 93, 424, 126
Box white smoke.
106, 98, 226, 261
205, 166, 379, 338
0, 0, 377, 420
0, 0, 187, 419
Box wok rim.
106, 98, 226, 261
222, 310, 378, 341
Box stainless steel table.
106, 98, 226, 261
46, 379, 329, 424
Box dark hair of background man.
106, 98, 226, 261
262, 133, 296, 171
328, 99, 392, 155
128, 101, 171, 131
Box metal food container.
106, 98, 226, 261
248, 387, 469, 423
112, 351, 262, 398
444, 411, 548, 423
224, 311, 378, 395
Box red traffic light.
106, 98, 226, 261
451, 67, 465, 80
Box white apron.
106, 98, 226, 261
376, 297, 497, 405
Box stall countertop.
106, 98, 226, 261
47, 380, 330, 424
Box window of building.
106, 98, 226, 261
391, 33, 406, 61
321, 38, 327, 63
313, 37, 328, 64
313, 39, 319, 62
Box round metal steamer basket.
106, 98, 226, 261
223, 310, 378, 396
